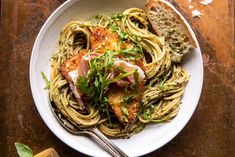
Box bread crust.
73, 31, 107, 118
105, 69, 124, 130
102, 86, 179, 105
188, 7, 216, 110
146, 0, 196, 48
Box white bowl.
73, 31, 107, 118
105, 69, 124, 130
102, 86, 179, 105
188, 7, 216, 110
30, 0, 203, 156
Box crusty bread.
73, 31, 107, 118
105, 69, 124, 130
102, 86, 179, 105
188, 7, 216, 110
146, 0, 197, 62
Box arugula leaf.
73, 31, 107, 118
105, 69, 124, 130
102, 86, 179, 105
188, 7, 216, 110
76, 51, 142, 125
102, 97, 112, 124
41, 71, 50, 89
94, 77, 99, 88
76, 51, 115, 123
159, 83, 171, 92
134, 70, 140, 93
118, 46, 143, 60
76, 76, 90, 94
112, 13, 125, 20
108, 13, 124, 32
159, 78, 173, 92
118, 31, 129, 41
108, 20, 119, 32
116, 66, 126, 74
106, 70, 135, 85
107, 17, 129, 41
123, 94, 136, 105
15, 143, 33, 157
142, 108, 151, 119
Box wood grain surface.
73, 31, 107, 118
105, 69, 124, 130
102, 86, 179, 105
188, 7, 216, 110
0, 0, 234, 157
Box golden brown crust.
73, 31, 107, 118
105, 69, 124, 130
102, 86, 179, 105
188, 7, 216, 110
60, 51, 87, 82
146, 0, 196, 48
90, 27, 120, 53
108, 85, 140, 124
120, 40, 134, 50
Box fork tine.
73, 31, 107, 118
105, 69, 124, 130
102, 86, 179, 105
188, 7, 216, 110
48, 96, 128, 157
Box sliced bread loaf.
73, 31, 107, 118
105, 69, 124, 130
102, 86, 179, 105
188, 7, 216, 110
146, 0, 197, 62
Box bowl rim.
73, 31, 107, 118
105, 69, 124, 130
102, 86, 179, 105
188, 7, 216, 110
30, 0, 204, 156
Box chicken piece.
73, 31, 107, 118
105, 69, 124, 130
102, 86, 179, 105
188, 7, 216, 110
60, 51, 89, 110
60, 51, 88, 82
120, 40, 134, 49
90, 27, 119, 53
120, 40, 145, 71
108, 85, 141, 124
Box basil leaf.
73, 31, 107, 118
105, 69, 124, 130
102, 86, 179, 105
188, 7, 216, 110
15, 143, 33, 157
41, 71, 50, 89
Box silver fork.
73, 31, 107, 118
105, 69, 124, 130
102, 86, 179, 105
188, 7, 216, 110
49, 100, 128, 157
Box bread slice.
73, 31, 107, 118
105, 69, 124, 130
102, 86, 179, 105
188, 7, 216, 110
146, 0, 197, 62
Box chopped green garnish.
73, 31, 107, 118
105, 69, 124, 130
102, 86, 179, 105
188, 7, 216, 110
159, 77, 173, 92
76, 76, 91, 95
121, 106, 129, 122
159, 83, 171, 92
117, 46, 143, 60
106, 70, 135, 85
76, 51, 136, 124
108, 22, 129, 42
15, 143, 33, 157
123, 94, 136, 105
112, 13, 125, 20
109, 13, 125, 32
142, 108, 151, 119
116, 66, 126, 74
108, 20, 119, 32
118, 31, 129, 41
134, 70, 140, 93
41, 71, 50, 89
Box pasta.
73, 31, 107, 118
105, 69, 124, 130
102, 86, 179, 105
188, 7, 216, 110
49, 8, 189, 138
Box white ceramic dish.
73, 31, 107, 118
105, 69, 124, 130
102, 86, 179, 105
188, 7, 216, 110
30, 0, 203, 156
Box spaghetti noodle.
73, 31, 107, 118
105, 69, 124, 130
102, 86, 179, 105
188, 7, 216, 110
49, 8, 189, 138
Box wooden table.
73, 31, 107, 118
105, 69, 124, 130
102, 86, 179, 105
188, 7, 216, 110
0, 0, 234, 156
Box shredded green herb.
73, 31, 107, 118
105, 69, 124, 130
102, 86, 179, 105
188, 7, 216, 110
108, 17, 129, 42
117, 46, 143, 60
106, 70, 135, 85
76, 51, 135, 123
134, 69, 140, 93
142, 108, 151, 119
76, 76, 91, 95
121, 106, 129, 122
159, 83, 171, 92
159, 78, 173, 92
118, 31, 129, 41
123, 94, 136, 105
108, 20, 119, 32
112, 13, 125, 20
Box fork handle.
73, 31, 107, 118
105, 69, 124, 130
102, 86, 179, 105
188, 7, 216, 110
88, 127, 129, 157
